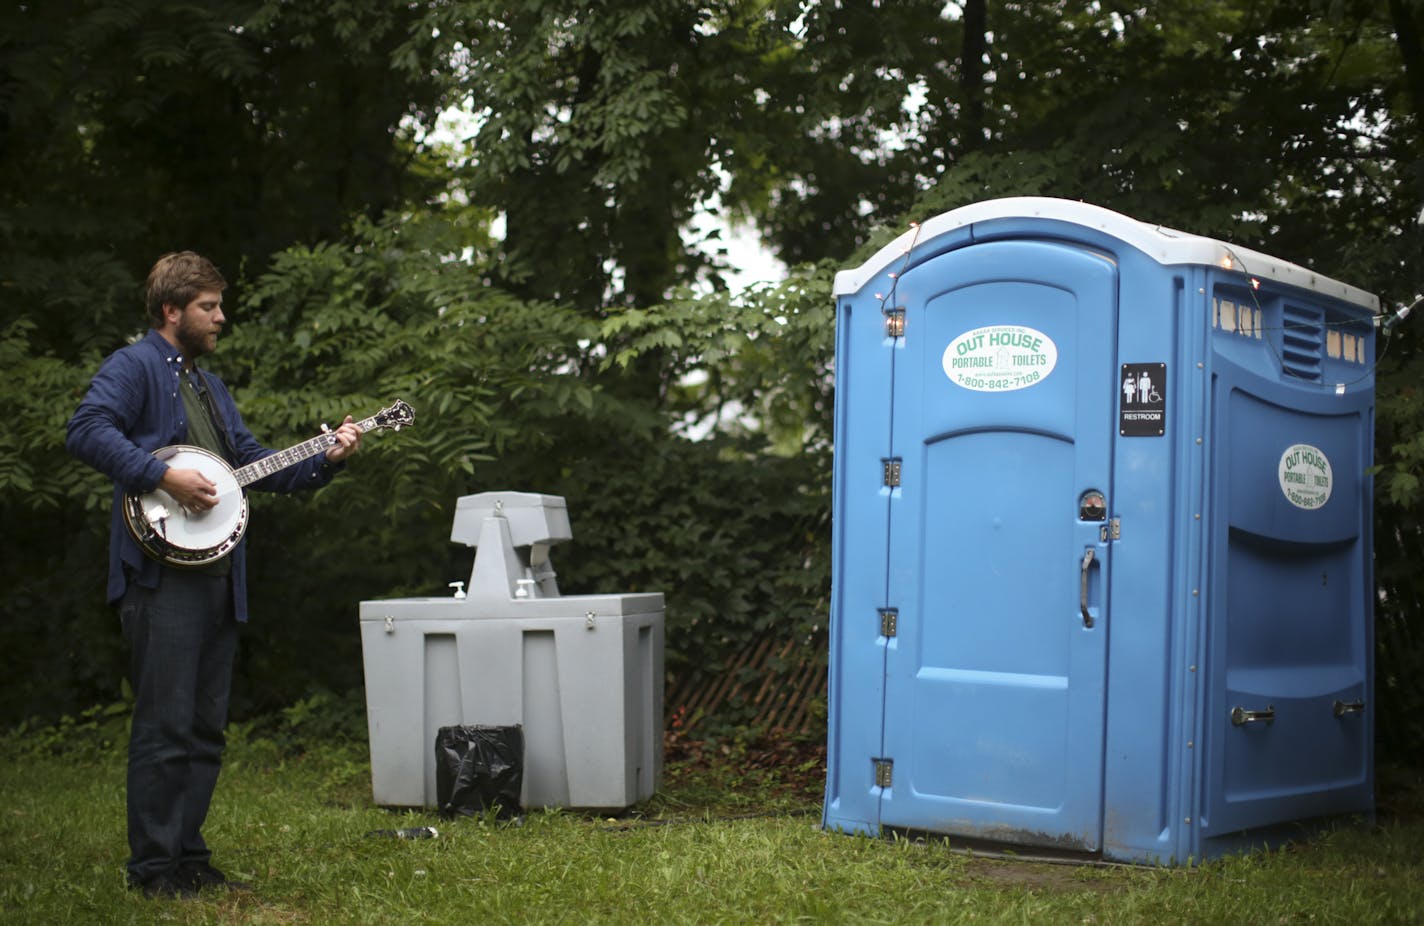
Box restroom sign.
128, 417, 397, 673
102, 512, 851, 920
942, 325, 1058, 392
1120, 363, 1166, 436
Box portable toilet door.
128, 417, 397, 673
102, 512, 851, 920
859, 227, 1117, 852
822, 197, 1378, 862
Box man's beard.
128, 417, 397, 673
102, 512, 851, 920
176, 315, 218, 359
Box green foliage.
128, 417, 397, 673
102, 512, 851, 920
0, 0, 446, 355
1371, 328, 1424, 768
728, 0, 957, 264
224, 688, 373, 768
1, 701, 131, 763
537, 431, 828, 681
901, 0, 1417, 290
2, 0, 1422, 771
396, 0, 831, 308
553, 266, 837, 681
201, 210, 612, 712
0, 318, 127, 722
0, 320, 107, 506
600, 262, 837, 454
168, 206, 835, 711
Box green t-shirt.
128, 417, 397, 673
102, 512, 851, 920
179, 371, 233, 575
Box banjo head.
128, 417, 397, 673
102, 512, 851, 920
126, 445, 248, 566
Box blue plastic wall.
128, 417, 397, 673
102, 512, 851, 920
823, 198, 1377, 864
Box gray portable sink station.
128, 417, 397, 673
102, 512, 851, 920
359, 491, 664, 811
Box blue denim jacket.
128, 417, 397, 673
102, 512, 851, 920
66, 329, 339, 621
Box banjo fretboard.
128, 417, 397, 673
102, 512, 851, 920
232, 411, 387, 488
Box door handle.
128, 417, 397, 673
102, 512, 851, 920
1231, 705, 1276, 726
1333, 699, 1365, 718
1079, 548, 1095, 628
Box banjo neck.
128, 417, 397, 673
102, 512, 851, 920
232, 410, 389, 488
126, 399, 415, 568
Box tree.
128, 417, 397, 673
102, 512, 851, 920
2, 1, 1421, 762
400, 0, 754, 310
0, 0, 445, 357
0, 0, 449, 720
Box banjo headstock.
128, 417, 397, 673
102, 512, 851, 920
368, 399, 416, 432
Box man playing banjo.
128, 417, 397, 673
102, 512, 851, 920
67, 252, 363, 899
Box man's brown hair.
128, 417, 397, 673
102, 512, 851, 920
145, 252, 226, 327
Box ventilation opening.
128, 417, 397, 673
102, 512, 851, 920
1281, 302, 1324, 382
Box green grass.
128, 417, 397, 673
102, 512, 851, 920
2, 726, 1422, 925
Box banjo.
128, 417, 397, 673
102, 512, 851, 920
123, 399, 415, 567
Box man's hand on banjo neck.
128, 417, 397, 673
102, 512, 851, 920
157, 415, 361, 514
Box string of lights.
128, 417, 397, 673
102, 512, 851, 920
874, 220, 924, 338
859, 220, 1406, 395
1212, 245, 1393, 393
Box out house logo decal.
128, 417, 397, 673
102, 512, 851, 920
1279, 443, 1332, 510
942, 325, 1057, 392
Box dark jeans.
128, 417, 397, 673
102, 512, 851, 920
119, 570, 238, 884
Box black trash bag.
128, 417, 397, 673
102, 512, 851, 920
435, 724, 524, 820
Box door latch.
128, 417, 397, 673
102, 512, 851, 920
1231, 705, 1276, 726
1333, 699, 1365, 718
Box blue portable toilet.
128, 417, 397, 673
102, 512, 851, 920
823, 197, 1378, 865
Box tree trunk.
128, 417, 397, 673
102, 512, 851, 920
1389, 0, 1424, 220
961, 0, 987, 148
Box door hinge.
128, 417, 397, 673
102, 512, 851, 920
873, 758, 894, 788
882, 457, 902, 487
878, 608, 898, 638
1100, 517, 1121, 542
